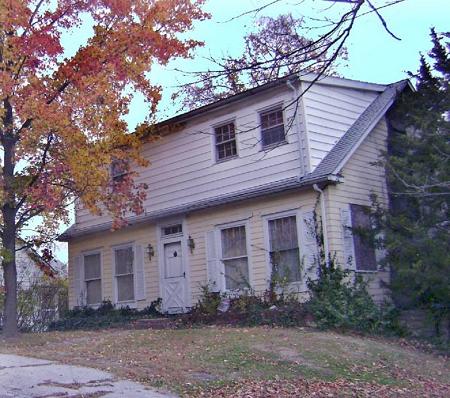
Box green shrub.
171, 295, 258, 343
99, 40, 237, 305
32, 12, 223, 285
307, 256, 400, 334
183, 282, 309, 328
49, 298, 163, 331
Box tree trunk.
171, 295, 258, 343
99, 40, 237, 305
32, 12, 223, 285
1, 219, 17, 337
1, 99, 18, 337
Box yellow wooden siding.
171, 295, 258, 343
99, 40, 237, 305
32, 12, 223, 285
68, 223, 158, 309
68, 189, 319, 308
186, 190, 318, 302
324, 117, 390, 302
68, 114, 392, 309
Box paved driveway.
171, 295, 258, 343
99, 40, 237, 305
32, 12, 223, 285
0, 354, 175, 398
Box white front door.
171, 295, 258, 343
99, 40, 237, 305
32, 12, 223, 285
162, 241, 186, 313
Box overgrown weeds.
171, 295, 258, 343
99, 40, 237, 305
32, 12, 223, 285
49, 298, 162, 331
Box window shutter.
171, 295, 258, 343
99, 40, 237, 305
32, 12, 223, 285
134, 244, 146, 301
73, 255, 85, 306
206, 231, 222, 292
341, 207, 356, 269
300, 211, 318, 282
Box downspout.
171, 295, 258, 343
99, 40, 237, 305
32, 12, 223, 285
313, 184, 330, 266
286, 79, 306, 178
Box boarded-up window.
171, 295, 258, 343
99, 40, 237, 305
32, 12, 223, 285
220, 225, 249, 290
268, 216, 301, 282
260, 108, 285, 147
350, 204, 377, 271
84, 253, 101, 305
115, 246, 134, 302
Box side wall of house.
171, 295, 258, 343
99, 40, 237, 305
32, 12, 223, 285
301, 82, 380, 171
324, 117, 390, 302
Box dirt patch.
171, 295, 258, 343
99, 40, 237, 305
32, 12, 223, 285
253, 342, 334, 376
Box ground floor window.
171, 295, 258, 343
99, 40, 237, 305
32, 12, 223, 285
83, 252, 101, 305
220, 225, 249, 290
267, 215, 301, 282
114, 245, 134, 302
350, 204, 377, 272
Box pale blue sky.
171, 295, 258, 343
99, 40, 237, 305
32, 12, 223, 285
54, 0, 449, 262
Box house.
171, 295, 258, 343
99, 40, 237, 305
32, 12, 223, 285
0, 242, 66, 291
1, 243, 67, 329
61, 74, 410, 313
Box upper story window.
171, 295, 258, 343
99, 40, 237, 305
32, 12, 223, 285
260, 107, 285, 148
111, 158, 128, 184
214, 122, 237, 161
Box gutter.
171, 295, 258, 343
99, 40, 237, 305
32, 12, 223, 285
313, 183, 330, 266
286, 79, 306, 177
60, 174, 340, 241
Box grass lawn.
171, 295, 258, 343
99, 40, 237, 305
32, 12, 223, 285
1, 326, 449, 397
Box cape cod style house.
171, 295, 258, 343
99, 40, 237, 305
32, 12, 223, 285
61, 74, 410, 313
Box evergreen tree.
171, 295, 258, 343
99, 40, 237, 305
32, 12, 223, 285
382, 29, 450, 335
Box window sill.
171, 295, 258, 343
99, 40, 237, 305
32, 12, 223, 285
85, 302, 102, 309
115, 300, 137, 308
261, 140, 288, 151
215, 155, 238, 164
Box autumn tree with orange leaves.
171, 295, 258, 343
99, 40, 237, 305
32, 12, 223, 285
0, 0, 207, 336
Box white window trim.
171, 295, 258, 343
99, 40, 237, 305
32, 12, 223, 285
161, 223, 183, 239
259, 105, 287, 150
216, 220, 253, 293
263, 209, 304, 290
211, 118, 239, 164
82, 249, 103, 308
112, 242, 136, 307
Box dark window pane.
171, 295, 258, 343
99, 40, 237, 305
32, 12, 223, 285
350, 204, 377, 271
84, 253, 101, 279
270, 249, 301, 282
117, 274, 134, 302
221, 226, 247, 258
268, 216, 301, 282
260, 109, 285, 147
115, 246, 133, 275
86, 280, 102, 305
262, 125, 285, 147
215, 122, 237, 160
163, 224, 182, 236
224, 258, 249, 290
111, 159, 128, 180
215, 123, 235, 143
217, 141, 237, 160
